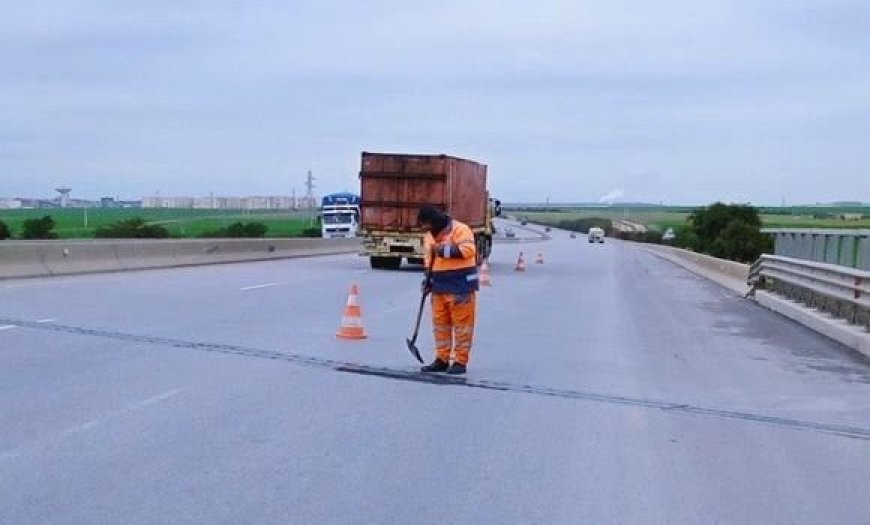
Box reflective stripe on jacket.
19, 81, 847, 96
424, 219, 478, 294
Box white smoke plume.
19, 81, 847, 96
598, 189, 625, 204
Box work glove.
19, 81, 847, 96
436, 243, 457, 258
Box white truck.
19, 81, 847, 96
588, 227, 606, 243
321, 193, 361, 239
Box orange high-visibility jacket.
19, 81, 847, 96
424, 219, 479, 294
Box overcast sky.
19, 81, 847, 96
1, 0, 868, 204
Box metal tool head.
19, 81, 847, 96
405, 338, 424, 364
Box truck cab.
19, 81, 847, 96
321, 193, 361, 239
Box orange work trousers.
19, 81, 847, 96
431, 292, 477, 365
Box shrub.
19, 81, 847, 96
20, 216, 58, 239
198, 222, 268, 238
683, 202, 771, 262
226, 222, 268, 238
556, 218, 614, 235
95, 218, 169, 238
301, 227, 322, 238
613, 230, 663, 244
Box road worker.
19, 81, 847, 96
417, 204, 479, 375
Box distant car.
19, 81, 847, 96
662, 228, 676, 241
505, 227, 516, 238
520, 220, 528, 226
588, 227, 605, 243
545, 227, 551, 232
570, 232, 577, 239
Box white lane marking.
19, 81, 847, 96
61, 388, 183, 436
0, 388, 183, 462
36, 318, 57, 323
0, 325, 16, 331
241, 282, 279, 291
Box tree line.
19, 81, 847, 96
536, 202, 773, 263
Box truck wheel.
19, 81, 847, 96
383, 258, 402, 270
370, 257, 387, 269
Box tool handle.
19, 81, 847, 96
409, 247, 438, 343
410, 290, 429, 341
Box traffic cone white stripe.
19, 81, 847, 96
337, 283, 367, 339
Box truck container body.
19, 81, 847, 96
359, 152, 496, 269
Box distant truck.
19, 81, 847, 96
588, 227, 606, 243
320, 192, 361, 239
359, 152, 500, 270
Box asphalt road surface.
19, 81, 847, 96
1, 228, 868, 524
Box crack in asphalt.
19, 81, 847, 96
3, 316, 869, 442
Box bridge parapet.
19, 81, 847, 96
762, 229, 869, 271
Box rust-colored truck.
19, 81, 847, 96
359, 152, 500, 270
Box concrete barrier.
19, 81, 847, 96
0, 243, 51, 279
172, 241, 222, 267
755, 291, 870, 358
41, 242, 123, 276
641, 244, 750, 294
113, 241, 177, 271
0, 238, 361, 280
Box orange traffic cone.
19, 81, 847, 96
480, 260, 492, 287
535, 252, 545, 264
515, 252, 527, 272
336, 284, 367, 340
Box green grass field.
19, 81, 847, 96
0, 208, 317, 239
2, 205, 866, 239
514, 206, 870, 231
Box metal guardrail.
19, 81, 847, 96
761, 228, 869, 270
748, 254, 869, 331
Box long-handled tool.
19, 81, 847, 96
406, 251, 436, 364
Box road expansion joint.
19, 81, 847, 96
3, 316, 868, 441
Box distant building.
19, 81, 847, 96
22, 198, 49, 208
142, 196, 196, 209
218, 197, 244, 209
194, 196, 217, 209
242, 196, 296, 210
0, 198, 23, 209
839, 213, 864, 221
296, 196, 318, 209
143, 195, 303, 210
101, 199, 140, 208
67, 199, 99, 208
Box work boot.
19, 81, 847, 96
446, 363, 467, 375
421, 358, 449, 373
